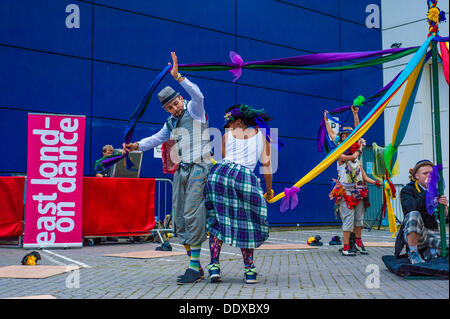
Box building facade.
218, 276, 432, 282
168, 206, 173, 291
0, 0, 386, 225
381, 0, 449, 199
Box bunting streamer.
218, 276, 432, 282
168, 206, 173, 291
439, 41, 449, 84
97, 32, 447, 214
384, 54, 427, 176
317, 70, 402, 154
426, 164, 445, 215
266, 36, 435, 205
383, 180, 398, 236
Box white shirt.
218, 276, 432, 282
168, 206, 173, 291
224, 130, 264, 171
337, 158, 363, 186
138, 77, 205, 152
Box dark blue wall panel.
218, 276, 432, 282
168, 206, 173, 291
0, 46, 91, 115
93, 4, 234, 82
0, 0, 383, 226
0, 0, 92, 57
276, 0, 340, 17
94, 0, 236, 34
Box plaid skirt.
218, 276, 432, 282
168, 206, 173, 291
204, 160, 269, 249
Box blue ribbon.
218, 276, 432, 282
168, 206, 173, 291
124, 65, 172, 144
255, 115, 284, 148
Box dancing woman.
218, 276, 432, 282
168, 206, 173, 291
204, 104, 275, 284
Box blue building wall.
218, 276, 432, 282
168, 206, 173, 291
0, 0, 383, 226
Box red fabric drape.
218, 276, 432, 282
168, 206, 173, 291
82, 177, 156, 236
161, 140, 179, 174
0, 176, 25, 238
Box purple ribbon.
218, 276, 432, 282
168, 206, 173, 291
247, 47, 418, 66
280, 187, 300, 212
426, 164, 445, 215
316, 68, 405, 154
229, 51, 244, 82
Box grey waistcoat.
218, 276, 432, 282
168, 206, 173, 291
166, 103, 211, 164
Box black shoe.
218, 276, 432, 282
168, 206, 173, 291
156, 241, 172, 251
177, 268, 203, 285
354, 244, 369, 255
177, 267, 204, 280
342, 249, 356, 256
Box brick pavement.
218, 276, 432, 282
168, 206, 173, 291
0, 228, 448, 299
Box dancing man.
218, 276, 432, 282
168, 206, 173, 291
123, 52, 212, 284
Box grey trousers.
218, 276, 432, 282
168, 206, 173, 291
173, 162, 211, 246
339, 185, 365, 232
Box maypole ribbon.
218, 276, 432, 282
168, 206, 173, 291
439, 41, 449, 84
426, 164, 445, 215
384, 54, 427, 176
383, 180, 398, 236
105, 36, 445, 175
229, 51, 244, 82
280, 187, 300, 212
267, 36, 435, 205
101, 46, 415, 172
317, 68, 405, 154
97, 65, 173, 170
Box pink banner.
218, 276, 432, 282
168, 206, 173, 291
24, 114, 86, 248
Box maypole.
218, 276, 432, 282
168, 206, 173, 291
427, 0, 447, 257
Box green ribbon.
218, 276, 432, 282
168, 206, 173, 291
177, 47, 418, 73
383, 143, 398, 176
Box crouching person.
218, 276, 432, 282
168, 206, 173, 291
396, 160, 448, 264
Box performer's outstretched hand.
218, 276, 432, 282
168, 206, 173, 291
122, 142, 138, 154
169, 51, 179, 78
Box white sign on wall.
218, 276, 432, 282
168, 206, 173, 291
154, 145, 162, 158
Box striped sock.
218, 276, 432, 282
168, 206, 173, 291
189, 245, 201, 272
184, 244, 191, 258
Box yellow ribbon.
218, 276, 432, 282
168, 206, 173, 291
383, 180, 397, 237
391, 55, 426, 149
267, 52, 426, 205
267, 79, 406, 204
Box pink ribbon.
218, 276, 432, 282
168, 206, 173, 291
280, 187, 300, 212
229, 51, 244, 82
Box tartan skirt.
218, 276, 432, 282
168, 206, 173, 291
204, 160, 269, 249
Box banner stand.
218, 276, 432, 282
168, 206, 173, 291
23, 113, 86, 249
